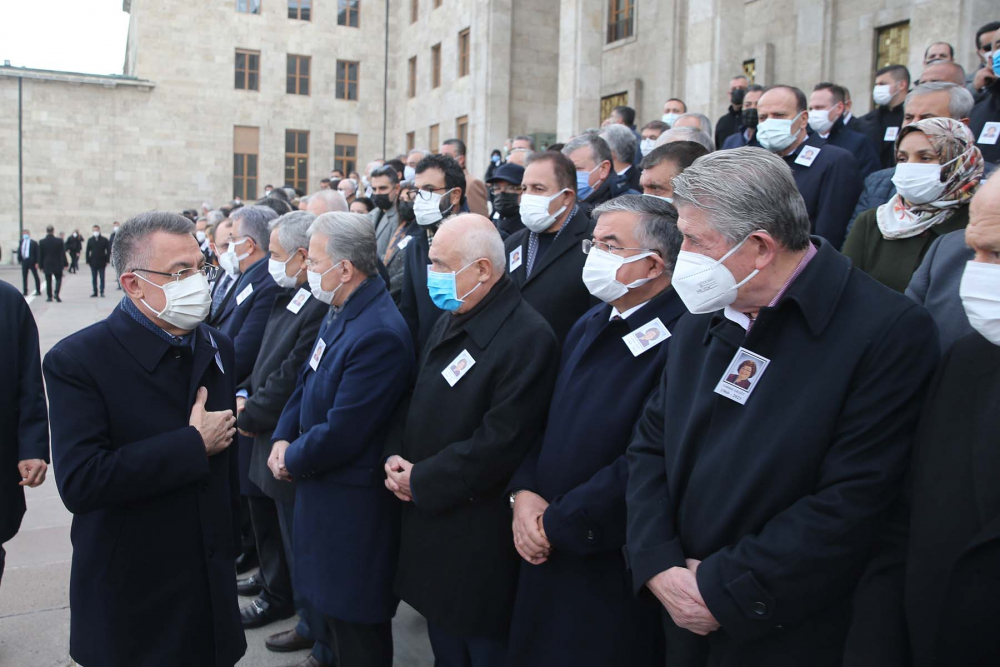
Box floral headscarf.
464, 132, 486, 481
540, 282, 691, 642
876, 117, 984, 240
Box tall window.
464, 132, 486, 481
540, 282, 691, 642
237, 0, 261, 14
336, 60, 359, 100
285, 130, 309, 193
607, 0, 634, 43
431, 44, 442, 88
288, 0, 311, 20
410, 0, 418, 23
338, 0, 359, 27
456, 115, 468, 145
233, 126, 259, 201
429, 124, 440, 153
406, 131, 415, 152
287, 55, 311, 95
458, 28, 470, 77
334, 133, 358, 176
235, 49, 260, 91
408, 57, 417, 98
875, 21, 910, 70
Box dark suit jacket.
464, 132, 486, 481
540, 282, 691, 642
825, 118, 881, 179
970, 79, 1000, 165
504, 208, 597, 343
65, 234, 82, 254
385, 222, 421, 306
273, 276, 414, 623
85, 235, 110, 268
844, 333, 1000, 667
398, 227, 441, 354
859, 102, 905, 169
625, 239, 938, 666
0, 281, 49, 544
17, 239, 39, 266
237, 286, 327, 503
388, 276, 560, 638
38, 234, 65, 274
43, 306, 245, 667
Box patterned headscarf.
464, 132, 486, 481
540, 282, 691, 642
876, 117, 984, 240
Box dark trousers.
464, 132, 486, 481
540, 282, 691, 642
45, 270, 62, 299
70, 252, 80, 272
90, 265, 106, 295
246, 495, 293, 611
327, 617, 392, 667
427, 623, 508, 667
21, 263, 40, 294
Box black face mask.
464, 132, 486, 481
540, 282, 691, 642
741, 108, 759, 130
731, 88, 746, 107
372, 193, 394, 211
495, 192, 521, 218
398, 199, 416, 224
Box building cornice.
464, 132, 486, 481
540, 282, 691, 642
0, 66, 154, 90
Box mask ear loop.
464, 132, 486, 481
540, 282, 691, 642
134, 272, 170, 318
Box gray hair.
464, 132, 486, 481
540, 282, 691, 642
230, 205, 277, 252
308, 212, 378, 277
671, 147, 811, 251
592, 195, 683, 275
513, 135, 535, 149
206, 209, 226, 226
309, 189, 350, 213
561, 132, 613, 167
339, 178, 358, 195
408, 148, 431, 161
269, 211, 315, 253
599, 124, 638, 166
112, 211, 195, 276
656, 127, 715, 153
906, 82, 975, 120
676, 113, 714, 137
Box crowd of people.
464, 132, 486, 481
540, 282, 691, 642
2, 20, 1000, 667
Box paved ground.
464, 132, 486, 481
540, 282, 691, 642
0, 265, 434, 666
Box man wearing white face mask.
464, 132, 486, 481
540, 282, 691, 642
43, 212, 246, 667
808, 82, 881, 178
625, 147, 939, 666
505, 195, 686, 666
756, 84, 863, 248
662, 98, 687, 128
859, 64, 911, 169
504, 151, 596, 342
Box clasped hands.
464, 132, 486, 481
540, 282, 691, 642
512, 491, 551, 565
647, 560, 720, 636
384, 455, 414, 502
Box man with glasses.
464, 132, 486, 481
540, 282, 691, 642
486, 162, 525, 237
43, 212, 246, 667
503, 150, 596, 342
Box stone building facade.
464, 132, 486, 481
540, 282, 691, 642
0, 0, 994, 256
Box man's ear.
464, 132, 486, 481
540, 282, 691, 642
451, 188, 464, 211
120, 272, 145, 300
477, 258, 493, 283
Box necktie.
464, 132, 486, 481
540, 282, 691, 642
211, 275, 232, 317
22, 239, 29, 258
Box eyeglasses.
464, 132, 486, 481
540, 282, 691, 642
304, 255, 332, 271
132, 265, 220, 282
582, 239, 660, 256
488, 184, 525, 196
414, 186, 450, 201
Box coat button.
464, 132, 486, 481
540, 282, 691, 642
753, 602, 767, 616
586, 530, 595, 541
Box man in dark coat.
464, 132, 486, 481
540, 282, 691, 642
504, 151, 596, 343
43, 212, 246, 667
233, 211, 333, 665
65, 229, 82, 273
808, 83, 881, 179
859, 64, 909, 169
505, 195, 685, 666
487, 162, 525, 237
970, 76, 1000, 165
85, 224, 111, 297
625, 148, 938, 667
38, 225, 65, 303
385, 214, 560, 667
272, 211, 415, 667
562, 132, 622, 211
17, 229, 41, 296
715, 76, 749, 148
0, 280, 49, 586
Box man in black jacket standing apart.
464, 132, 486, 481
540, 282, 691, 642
0, 280, 49, 587
18, 229, 41, 297
38, 226, 65, 303
385, 214, 559, 667
65, 230, 82, 273
625, 147, 938, 667
86, 224, 111, 297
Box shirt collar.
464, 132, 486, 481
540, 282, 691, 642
610, 300, 649, 321
722, 242, 819, 333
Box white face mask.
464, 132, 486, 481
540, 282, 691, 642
756, 117, 800, 153
671, 234, 760, 314
807, 109, 835, 135
661, 113, 680, 127
582, 246, 655, 303
92, 231, 100, 239
403, 165, 416, 181
413, 189, 453, 227
136, 272, 212, 331
195, 230, 207, 243
643, 193, 673, 204
268, 253, 303, 289
891, 159, 954, 205
872, 84, 894, 106
960, 261, 1000, 346
519, 189, 569, 233
221, 237, 250, 277
307, 261, 344, 304
640, 138, 657, 157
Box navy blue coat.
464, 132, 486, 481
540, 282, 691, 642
824, 118, 881, 179
398, 227, 440, 354
780, 137, 862, 249
210, 255, 281, 495
721, 129, 754, 150
0, 281, 49, 545
625, 239, 938, 666
969, 81, 1000, 165
43, 305, 246, 667
273, 276, 415, 624
505, 287, 687, 667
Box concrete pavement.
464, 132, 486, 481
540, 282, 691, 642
0, 265, 434, 666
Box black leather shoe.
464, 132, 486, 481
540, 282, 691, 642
240, 598, 294, 629
46, 297, 52, 302
90, 293, 97, 298
265, 628, 315, 653
289, 656, 330, 667
235, 549, 259, 574
237, 573, 263, 597
55, 296, 61, 302
33, 291, 41, 296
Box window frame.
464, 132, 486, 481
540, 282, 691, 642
456, 115, 468, 145
606, 0, 635, 44
237, 0, 262, 15
410, 0, 418, 23
336, 60, 360, 100
233, 126, 260, 201
235, 48, 261, 91
429, 124, 440, 153
284, 130, 310, 194
458, 28, 470, 77
286, 54, 311, 96
288, 0, 312, 20
431, 43, 442, 88
408, 56, 417, 98
334, 133, 359, 177
337, 0, 359, 27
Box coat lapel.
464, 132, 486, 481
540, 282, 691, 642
524, 209, 588, 285
187, 328, 221, 407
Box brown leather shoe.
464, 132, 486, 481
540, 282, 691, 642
265, 628, 315, 653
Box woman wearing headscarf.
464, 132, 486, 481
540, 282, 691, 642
843, 117, 984, 292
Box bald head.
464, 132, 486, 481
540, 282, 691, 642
966, 174, 1000, 262
920, 61, 965, 86
306, 190, 349, 216
428, 214, 505, 313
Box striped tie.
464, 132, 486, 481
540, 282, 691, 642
211, 275, 232, 318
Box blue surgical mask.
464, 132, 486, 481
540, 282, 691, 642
993, 50, 1000, 77
576, 164, 601, 201
426, 261, 481, 311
